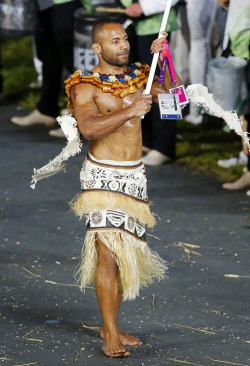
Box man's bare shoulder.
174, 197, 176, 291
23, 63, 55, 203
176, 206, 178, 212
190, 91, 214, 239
71, 82, 96, 106
71, 82, 99, 119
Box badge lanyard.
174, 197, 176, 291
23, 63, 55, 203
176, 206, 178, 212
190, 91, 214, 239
157, 41, 182, 119
159, 41, 177, 88
158, 41, 189, 120
159, 41, 178, 109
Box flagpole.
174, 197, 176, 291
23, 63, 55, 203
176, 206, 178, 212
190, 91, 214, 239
144, 0, 173, 95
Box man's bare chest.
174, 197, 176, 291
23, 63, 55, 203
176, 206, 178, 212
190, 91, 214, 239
94, 88, 143, 116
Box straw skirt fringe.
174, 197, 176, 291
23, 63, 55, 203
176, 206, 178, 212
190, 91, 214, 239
70, 190, 156, 228
76, 230, 168, 301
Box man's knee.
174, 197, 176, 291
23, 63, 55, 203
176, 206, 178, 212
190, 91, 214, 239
96, 238, 118, 273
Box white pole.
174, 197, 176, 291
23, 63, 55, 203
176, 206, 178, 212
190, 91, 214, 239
144, 0, 173, 95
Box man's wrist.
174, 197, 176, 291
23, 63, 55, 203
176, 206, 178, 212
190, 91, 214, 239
124, 105, 135, 120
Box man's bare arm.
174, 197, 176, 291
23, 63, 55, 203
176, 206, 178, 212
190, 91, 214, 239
71, 83, 152, 140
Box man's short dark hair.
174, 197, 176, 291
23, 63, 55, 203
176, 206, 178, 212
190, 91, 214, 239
92, 16, 121, 43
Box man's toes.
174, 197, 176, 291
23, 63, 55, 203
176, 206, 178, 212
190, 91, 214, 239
126, 339, 136, 346
105, 350, 130, 358
114, 348, 126, 354
131, 341, 138, 345
122, 335, 142, 346
113, 350, 130, 357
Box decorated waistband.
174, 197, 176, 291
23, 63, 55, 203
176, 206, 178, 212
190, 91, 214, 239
64, 62, 150, 115
87, 152, 142, 169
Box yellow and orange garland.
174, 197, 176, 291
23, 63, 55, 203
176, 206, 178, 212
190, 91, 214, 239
65, 62, 150, 115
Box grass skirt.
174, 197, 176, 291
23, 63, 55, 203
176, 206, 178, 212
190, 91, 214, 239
71, 153, 168, 300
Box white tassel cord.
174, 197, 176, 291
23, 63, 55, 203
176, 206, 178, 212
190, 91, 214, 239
186, 83, 250, 151
30, 140, 82, 189
30, 114, 82, 189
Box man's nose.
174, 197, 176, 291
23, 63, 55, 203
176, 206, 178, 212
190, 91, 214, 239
121, 40, 128, 49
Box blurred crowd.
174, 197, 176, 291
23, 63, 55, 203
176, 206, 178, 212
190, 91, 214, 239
0, 0, 249, 194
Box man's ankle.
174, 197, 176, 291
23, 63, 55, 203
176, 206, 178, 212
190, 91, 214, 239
102, 325, 119, 336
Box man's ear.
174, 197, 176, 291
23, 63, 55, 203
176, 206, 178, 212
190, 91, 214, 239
92, 43, 101, 54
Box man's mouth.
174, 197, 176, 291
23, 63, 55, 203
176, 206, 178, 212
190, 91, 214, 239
119, 52, 129, 57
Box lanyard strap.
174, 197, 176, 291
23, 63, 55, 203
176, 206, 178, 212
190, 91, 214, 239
159, 41, 177, 85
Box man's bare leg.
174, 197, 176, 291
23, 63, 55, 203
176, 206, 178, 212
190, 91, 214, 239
95, 238, 130, 357
100, 290, 142, 346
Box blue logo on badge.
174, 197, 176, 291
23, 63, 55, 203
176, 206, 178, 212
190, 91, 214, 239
162, 114, 181, 119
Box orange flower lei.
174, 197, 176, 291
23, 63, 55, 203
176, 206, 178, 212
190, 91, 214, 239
64, 62, 150, 115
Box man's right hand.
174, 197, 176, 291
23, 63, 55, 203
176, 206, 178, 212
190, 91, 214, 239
129, 93, 153, 118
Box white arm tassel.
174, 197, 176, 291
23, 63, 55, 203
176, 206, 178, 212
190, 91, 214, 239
30, 114, 82, 189
186, 84, 250, 151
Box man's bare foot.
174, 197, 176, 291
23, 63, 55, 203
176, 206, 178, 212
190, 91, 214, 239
102, 332, 130, 358
100, 328, 142, 346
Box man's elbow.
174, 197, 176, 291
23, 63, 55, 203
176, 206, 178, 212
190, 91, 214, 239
81, 130, 95, 140
80, 127, 96, 140
78, 122, 95, 140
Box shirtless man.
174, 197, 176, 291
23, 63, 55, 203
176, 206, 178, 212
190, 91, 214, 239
68, 17, 182, 358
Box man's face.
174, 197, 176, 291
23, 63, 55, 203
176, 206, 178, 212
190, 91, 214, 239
97, 24, 130, 67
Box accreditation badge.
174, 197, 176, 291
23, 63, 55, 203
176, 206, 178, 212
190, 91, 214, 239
158, 93, 182, 120
169, 85, 189, 106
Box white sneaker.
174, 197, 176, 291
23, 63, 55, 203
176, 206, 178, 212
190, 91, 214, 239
222, 170, 250, 190
246, 189, 250, 196
142, 149, 172, 166
48, 127, 65, 138
217, 151, 248, 168
11, 109, 56, 127
236, 151, 247, 164
142, 145, 151, 153
185, 103, 203, 125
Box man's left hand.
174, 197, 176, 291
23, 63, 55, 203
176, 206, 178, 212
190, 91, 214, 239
150, 31, 169, 62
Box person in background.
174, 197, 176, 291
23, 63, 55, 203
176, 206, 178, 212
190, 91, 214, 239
124, 0, 180, 166
0, 37, 3, 103
10, 0, 82, 139
217, 0, 250, 195
171, 0, 227, 93
184, 0, 220, 124
170, 1, 190, 86
29, 37, 43, 89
